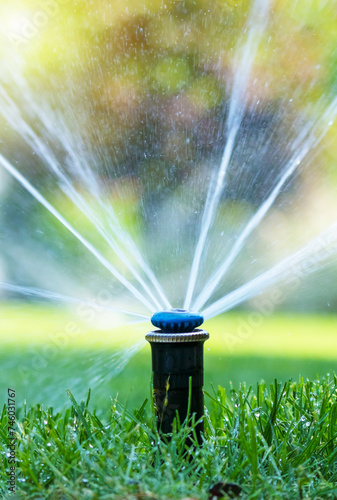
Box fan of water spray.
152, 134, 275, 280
0, 0, 337, 406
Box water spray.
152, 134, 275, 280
146, 309, 209, 444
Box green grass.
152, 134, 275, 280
1, 305, 337, 497
1, 377, 337, 499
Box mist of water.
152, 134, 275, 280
202, 222, 337, 319
0, 153, 158, 313
0, 74, 171, 311
193, 96, 337, 312
184, 0, 270, 310
0, 281, 149, 320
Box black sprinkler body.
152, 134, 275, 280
146, 309, 209, 444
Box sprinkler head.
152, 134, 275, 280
146, 309, 208, 445
151, 309, 204, 333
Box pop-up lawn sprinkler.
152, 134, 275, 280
146, 309, 209, 444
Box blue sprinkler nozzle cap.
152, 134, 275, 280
151, 309, 204, 333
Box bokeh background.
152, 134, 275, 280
0, 0, 337, 412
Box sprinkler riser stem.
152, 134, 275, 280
146, 330, 209, 445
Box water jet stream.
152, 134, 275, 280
193, 96, 337, 311
0, 84, 169, 311
0, 154, 156, 313
184, 0, 270, 310
87, 340, 146, 387
0, 281, 149, 321
202, 222, 337, 319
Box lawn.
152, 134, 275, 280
0, 305, 337, 409
0, 304, 336, 411
1, 376, 337, 499
1, 304, 337, 498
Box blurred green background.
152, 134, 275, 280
1, 0, 337, 307
0, 0, 337, 410
1, 305, 336, 412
